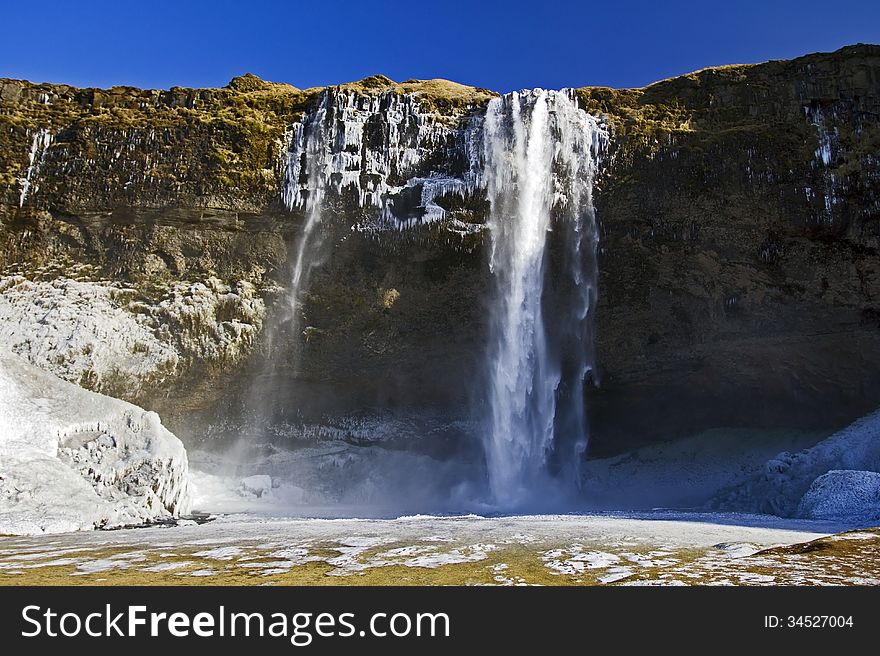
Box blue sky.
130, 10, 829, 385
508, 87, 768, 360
2, 0, 878, 92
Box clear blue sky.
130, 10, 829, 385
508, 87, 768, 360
2, 0, 878, 92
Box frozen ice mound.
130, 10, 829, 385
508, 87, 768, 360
0, 350, 192, 535
797, 470, 880, 521
709, 409, 880, 517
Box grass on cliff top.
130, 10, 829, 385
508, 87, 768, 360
301, 74, 498, 113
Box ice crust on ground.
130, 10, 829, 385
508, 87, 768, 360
0, 351, 192, 535
0, 511, 858, 585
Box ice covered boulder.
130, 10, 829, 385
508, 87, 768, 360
0, 350, 192, 535
797, 470, 880, 521
238, 474, 273, 498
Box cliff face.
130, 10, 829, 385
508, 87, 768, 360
584, 45, 880, 447
1, 46, 879, 452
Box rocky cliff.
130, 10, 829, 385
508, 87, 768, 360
2, 45, 879, 455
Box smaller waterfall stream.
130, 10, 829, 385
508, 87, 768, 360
281, 94, 332, 348
19, 128, 52, 207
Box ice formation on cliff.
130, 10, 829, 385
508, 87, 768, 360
282, 89, 468, 230
0, 275, 264, 396
805, 104, 842, 224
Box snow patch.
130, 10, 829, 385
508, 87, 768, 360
543, 545, 621, 575
192, 546, 243, 560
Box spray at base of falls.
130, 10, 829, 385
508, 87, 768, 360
479, 89, 607, 507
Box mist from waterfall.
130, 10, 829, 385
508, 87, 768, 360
221, 95, 333, 480
248, 93, 332, 418
481, 89, 606, 507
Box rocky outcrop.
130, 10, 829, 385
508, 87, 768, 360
0, 274, 265, 410
1, 45, 879, 453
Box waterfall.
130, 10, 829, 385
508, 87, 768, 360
237, 93, 333, 448
19, 128, 52, 208
262, 87, 606, 509
281, 94, 332, 344
480, 89, 606, 506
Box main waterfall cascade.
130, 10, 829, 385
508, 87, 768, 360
275, 87, 607, 507
480, 90, 607, 506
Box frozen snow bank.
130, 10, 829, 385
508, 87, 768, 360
581, 427, 821, 510
797, 470, 880, 521
0, 350, 192, 535
710, 410, 880, 518
0, 275, 263, 401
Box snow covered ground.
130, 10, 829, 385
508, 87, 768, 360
0, 512, 873, 585
0, 351, 192, 535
